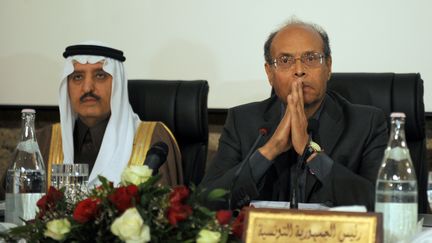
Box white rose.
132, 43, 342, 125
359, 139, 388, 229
121, 165, 153, 186
196, 229, 221, 243
111, 207, 151, 243
44, 218, 71, 241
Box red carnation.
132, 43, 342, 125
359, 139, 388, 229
36, 186, 64, 218
216, 210, 232, 225
167, 204, 193, 226
231, 210, 246, 239
108, 185, 139, 213
169, 186, 189, 204
167, 186, 192, 226
73, 198, 101, 224
37, 186, 64, 210
36, 196, 47, 213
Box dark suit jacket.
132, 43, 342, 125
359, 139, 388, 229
200, 91, 388, 210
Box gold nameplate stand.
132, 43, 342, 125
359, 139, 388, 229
244, 207, 382, 243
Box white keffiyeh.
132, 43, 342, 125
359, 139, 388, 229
58, 41, 140, 186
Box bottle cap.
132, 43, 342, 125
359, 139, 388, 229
390, 112, 405, 118
21, 108, 36, 113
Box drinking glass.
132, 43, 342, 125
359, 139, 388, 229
51, 164, 89, 202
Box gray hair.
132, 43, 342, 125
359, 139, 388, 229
264, 19, 331, 64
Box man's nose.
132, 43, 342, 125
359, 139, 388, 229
82, 76, 95, 93
293, 59, 306, 77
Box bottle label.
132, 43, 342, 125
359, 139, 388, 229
385, 147, 410, 161
375, 202, 417, 243
16, 139, 40, 154
5, 193, 44, 226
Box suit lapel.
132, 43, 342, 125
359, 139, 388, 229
317, 92, 345, 155
305, 92, 345, 201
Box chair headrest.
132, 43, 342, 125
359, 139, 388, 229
128, 80, 209, 144
328, 73, 425, 141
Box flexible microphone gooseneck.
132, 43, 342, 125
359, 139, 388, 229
290, 119, 319, 209
228, 128, 268, 210
143, 141, 169, 176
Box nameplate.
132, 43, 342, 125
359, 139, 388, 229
243, 207, 382, 243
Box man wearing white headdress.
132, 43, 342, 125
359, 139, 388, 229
37, 42, 183, 187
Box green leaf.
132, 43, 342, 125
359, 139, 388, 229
196, 206, 213, 216
98, 175, 109, 185
207, 188, 229, 201
220, 229, 229, 243
137, 175, 161, 193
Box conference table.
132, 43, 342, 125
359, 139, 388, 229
0, 201, 431, 241
413, 214, 432, 241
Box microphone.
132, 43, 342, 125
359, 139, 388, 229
228, 127, 268, 210
143, 142, 169, 176
290, 119, 319, 209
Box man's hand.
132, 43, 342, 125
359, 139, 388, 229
288, 81, 309, 155
259, 81, 310, 160
258, 95, 292, 161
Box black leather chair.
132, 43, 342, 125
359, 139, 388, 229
128, 80, 209, 186
328, 72, 429, 213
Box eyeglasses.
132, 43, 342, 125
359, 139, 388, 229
271, 52, 325, 70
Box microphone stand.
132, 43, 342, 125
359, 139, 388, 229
290, 153, 306, 209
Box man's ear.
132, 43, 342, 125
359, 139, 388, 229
264, 63, 274, 86
325, 56, 332, 80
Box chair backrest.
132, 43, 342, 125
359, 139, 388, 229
128, 80, 209, 186
328, 72, 429, 213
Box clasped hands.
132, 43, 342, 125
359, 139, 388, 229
259, 81, 311, 161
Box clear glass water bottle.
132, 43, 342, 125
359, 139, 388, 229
5, 109, 46, 225
375, 112, 417, 243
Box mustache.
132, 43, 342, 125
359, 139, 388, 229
80, 92, 101, 102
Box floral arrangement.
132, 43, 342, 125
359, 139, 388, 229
2, 165, 245, 242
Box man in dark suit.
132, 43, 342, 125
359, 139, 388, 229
200, 19, 388, 211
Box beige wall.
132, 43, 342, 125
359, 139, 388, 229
1, 0, 432, 110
